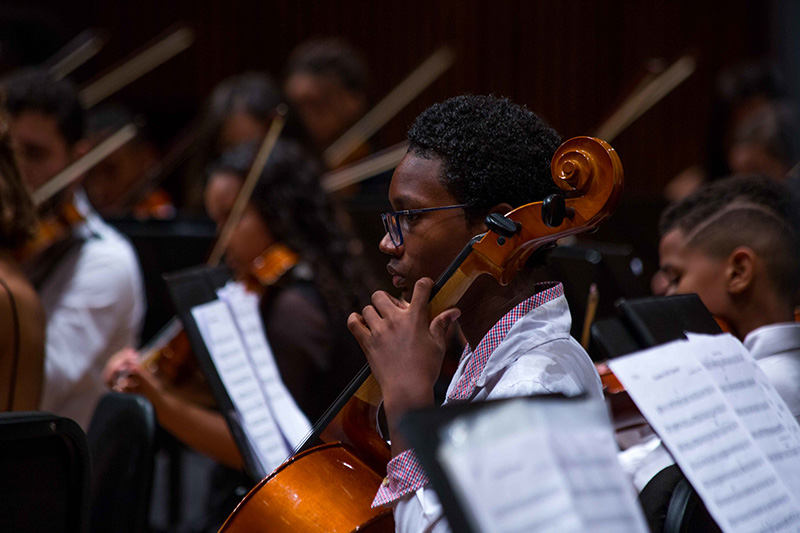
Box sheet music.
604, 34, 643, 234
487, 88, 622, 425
437, 398, 648, 533
609, 336, 800, 532
686, 333, 800, 498
217, 282, 311, 447
191, 300, 289, 473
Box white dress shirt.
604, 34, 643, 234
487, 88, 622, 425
744, 322, 800, 419
394, 290, 603, 533
38, 191, 145, 429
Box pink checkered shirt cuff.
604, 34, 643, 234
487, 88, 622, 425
371, 449, 429, 508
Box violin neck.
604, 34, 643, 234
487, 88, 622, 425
139, 315, 182, 365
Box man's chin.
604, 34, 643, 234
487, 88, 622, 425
400, 286, 415, 303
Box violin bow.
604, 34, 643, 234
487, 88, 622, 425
323, 46, 455, 168
79, 25, 195, 108
207, 109, 286, 266
594, 54, 696, 143
44, 29, 109, 81
31, 123, 138, 207
321, 141, 408, 192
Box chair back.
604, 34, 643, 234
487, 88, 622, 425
87, 392, 156, 533
0, 411, 91, 532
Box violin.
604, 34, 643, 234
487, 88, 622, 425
130, 188, 176, 220
14, 201, 85, 265
219, 136, 624, 532
140, 242, 300, 386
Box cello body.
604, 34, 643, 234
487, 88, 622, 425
220, 443, 393, 532
221, 371, 393, 532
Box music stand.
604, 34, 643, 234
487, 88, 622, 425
163, 264, 267, 481
544, 242, 651, 343
590, 294, 722, 360
400, 394, 588, 533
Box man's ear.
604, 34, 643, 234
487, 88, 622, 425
726, 246, 757, 295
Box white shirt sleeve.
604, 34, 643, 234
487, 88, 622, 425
394, 486, 451, 533
39, 234, 144, 429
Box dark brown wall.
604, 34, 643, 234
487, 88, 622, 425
3, 0, 772, 259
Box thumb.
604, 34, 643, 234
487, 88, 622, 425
430, 308, 461, 343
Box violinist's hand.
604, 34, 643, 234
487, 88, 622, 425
103, 348, 165, 407
348, 278, 460, 450
103, 348, 139, 390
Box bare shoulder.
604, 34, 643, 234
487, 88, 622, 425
0, 258, 46, 410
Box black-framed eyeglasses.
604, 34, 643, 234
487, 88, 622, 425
381, 204, 468, 247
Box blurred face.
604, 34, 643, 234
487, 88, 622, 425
658, 229, 730, 317
83, 139, 157, 215
8, 110, 73, 191
379, 154, 484, 302
218, 111, 269, 152
204, 171, 275, 277
284, 72, 365, 150
727, 142, 789, 181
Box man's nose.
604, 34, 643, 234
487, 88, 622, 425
379, 231, 401, 256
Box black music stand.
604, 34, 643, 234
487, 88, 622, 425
543, 242, 651, 345
400, 394, 587, 533
110, 216, 216, 341
590, 293, 722, 360
163, 264, 267, 482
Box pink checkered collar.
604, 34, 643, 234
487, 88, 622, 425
447, 282, 564, 401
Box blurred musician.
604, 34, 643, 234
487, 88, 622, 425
284, 39, 370, 162
82, 104, 173, 219
3, 69, 145, 429
0, 101, 45, 412
182, 72, 309, 210
658, 175, 800, 412
104, 139, 372, 526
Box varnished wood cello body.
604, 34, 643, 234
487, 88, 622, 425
220, 136, 624, 532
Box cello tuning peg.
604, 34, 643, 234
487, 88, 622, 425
485, 213, 520, 238
542, 194, 566, 227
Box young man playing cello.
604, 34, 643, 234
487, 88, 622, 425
348, 95, 605, 531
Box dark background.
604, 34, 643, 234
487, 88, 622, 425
2, 0, 795, 268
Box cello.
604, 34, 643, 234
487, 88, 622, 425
220, 135, 624, 532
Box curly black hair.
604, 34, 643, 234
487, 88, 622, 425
660, 174, 800, 298
208, 139, 374, 316
407, 95, 561, 223
2, 68, 84, 146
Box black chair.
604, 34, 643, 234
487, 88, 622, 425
639, 464, 721, 533
0, 411, 91, 532
87, 392, 156, 533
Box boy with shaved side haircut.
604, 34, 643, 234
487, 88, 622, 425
658, 174, 800, 416
624, 175, 800, 495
